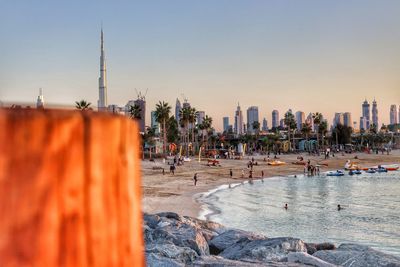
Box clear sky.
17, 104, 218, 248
1, 1, 399, 131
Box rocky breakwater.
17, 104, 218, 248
144, 212, 400, 267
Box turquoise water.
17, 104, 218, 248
201, 171, 400, 255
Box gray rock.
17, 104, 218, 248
144, 213, 161, 229
220, 237, 307, 262
146, 242, 198, 265
313, 243, 400, 267
157, 211, 182, 221
183, 216, 227, 234
146, 252, 184, 267
305, 242, 336, 255
192, 255, 308, 266
287, 252, 337, 267
209, 229, 266, 255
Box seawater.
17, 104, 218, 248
200, 171, 400, 256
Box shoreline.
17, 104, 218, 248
142, 150, 400, 219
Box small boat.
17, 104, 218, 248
381, 164, 399, 171
376, 167, 387, 173
366, 168, 376, 174
349, 170, 362, 175
268, 160, 286, 166
327, 170, 345, 176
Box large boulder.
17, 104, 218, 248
193, 256, 308, 266
305, 242, 336, 255
209, 229, 266, 255
313, 243, 400, 267
146, 242, 198, 265
287, 252, 337, 267
144, 213, 161, 229
219, 237, 307, 262
146, 253, 184, 267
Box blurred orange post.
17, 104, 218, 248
0, 109, 145, 267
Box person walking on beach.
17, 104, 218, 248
261, 170, 264, 178
230, 169, 233, 178
193, 173, 198, 186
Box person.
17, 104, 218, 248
337, 204, 342, 211
193, 173, 198, 186
162, 168, 165, 175
230, 169, 233, 178
241, 169, 245, 178
261, 170, 264, 177
284, 203, 288, 210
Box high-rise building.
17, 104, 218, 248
246, 106, 259, 133
390, 105, 398, 125
223, 117, 230, 132
175, 98, 181, 124
134, 98, 146, 133
306, 113, 315, 132
262, 118, 268, 131
234, 103, 244, 135
272, 110, 279, 129
295, 111, 305, 130
197, 111, 205, 125
151, 111, 160, 134
182, 101, 191, 109
343, 112, 352, 128
98, 29, 107, 111
333, 113, 344, 127
279, 119, 285, 129
362, 99, 370, 129
372, 99, 378, 127
360, 116, 367, 131
36, 88, 44, 109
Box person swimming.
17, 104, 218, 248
284, 203, 288, 210
337, 204, 342, 211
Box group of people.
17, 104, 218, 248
304, 159, 320, 176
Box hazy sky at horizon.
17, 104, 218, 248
1, 1, 399, 130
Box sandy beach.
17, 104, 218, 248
142, 150, 400, 218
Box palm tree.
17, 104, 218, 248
75, 100, 91, 110
201, 115, 213, 149
189, 108, 198, 149
312, 112, 323, 148
154, 101, 171, 155
179, 107, 192, 155
301, 122, 312, 140
128, 104, 141, 119
284, 111, 296, 151
318, 120, 328, 148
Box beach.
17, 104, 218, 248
142, 150, 400, 218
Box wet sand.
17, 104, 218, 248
142, 150, 400, 218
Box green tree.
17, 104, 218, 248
75, 100, 91, 110
301, 122, 312, 140
154, 101, 171, 155
318, 120, 328, 147
128, 104, 141, 119
312, 112, 323, 148
179, 106, 192, 155
284, 111, 296, 151
167, 116, 179, 143
332, 124, 353, 145
201, 115, 213, 149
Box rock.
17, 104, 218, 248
183, 216, 227, 234
146, 242, 198, 265
146, 253, 184, 267
157, 211, 182, 221
305, 242, 336, 255
287, 252, 337, 267
219, 237, 307, 262
193, 256, 308, 266
144, 213, 161, 229
209, 229, 266, 255
313, 243, 400, 267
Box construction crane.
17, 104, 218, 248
135, 88, 148, 101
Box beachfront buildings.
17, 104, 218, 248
372, 99, 378, 127
262, 118, 268, 131
223, 117, 230, 132
343, 112, 352, 128
197, 111, 205, 125
246, 106, 259, 134
295, 111, 305, 130
306, 113, 315, 131
272, 110, 279, 128
390, 105, 398, 125
234, 104, 244, 135
98, 29, 108, 111
175, 98, 181, 124
362, 99, 371, 129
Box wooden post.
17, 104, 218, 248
0, 109, 145, 267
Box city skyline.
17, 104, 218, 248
1, 1, 400, 130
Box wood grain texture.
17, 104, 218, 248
0, 109, 144, 267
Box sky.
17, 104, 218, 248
1, 0, 399, 131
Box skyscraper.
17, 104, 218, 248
262, 118, 268, 131
272, 110, 279, 129
333, 113, 344, 127
362, 99, 370, 129
372, 99, 378, 127
98, 29, 107, 111
234, 103, 243, 135
295, 111, 305, 130
246, 106, 259, 133
36, 88, 44, 109
306, 113, 315, 131
343, 112, 352, 128
360, 116, 367, 131
175, 98, 181, 124
197, 111, 205, 125
279, 119, 285, 129
223, 117, 229, 132
390, 105, 398, 125
134, 98, 146, 133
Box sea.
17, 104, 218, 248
199, 170, 400, 256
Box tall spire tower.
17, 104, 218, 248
98, 28, 107, 111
